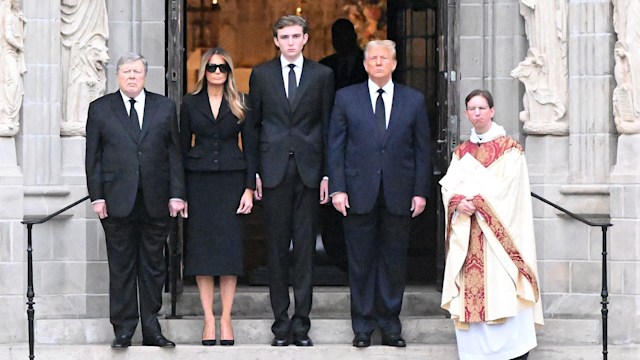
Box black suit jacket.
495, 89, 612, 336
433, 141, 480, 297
85, 90, 186, 218
328, 82, 431, 215
179, 89, 257, 189
248, 57, 334, 188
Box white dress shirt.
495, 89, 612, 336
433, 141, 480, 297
368, 79, 394, 129
120, 90, 146, 129
280, 54, 304, 98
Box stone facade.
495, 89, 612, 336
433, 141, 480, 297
458, 0, 638, 345
0, 0, 637, 347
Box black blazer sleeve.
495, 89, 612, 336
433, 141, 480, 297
240, 93, 258, 189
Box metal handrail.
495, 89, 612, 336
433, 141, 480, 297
531, 192, 612, 360
21, 195, 89, 360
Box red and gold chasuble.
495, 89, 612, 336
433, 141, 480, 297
440, 136, 543, 328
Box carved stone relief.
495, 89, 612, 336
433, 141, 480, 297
511, 0, 569, 135
0, 0, 27, 137
60, 0, 109, 136
612, 0, 640, 134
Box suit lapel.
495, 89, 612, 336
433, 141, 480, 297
110, 91, 140, 143
383, 86, 402, 145
140, 90, 155, 142
289, 58, 312, 112
267, 59, 291, 114
359, 82, 385, 144
194, 90, 215, 123
217, 98, 232, 121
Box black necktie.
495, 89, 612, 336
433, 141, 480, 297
375, 88, 386, 133
287, 63, 297, 105
129, 98, 140, 132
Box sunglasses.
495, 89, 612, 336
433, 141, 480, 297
205, 63, 231, 73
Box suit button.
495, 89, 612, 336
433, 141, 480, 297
214, 160, 219, 163
214, 151, 219, 155
377, 170, 381, 174
138, 151, 142, 156
381, 150, 385, 154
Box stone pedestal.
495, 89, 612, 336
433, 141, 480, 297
0, 137, 22, 179
609, 134, 640, 344
0, 137, 25, 343
611, 134, 640, 182
525, 135, 569, 184
61, 136, 86, 183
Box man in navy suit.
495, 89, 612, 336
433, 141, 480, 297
328, 40, 431, 348
248, 15, 334, 347
85, 53, 186, 349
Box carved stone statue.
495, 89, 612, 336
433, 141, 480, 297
612, 0, 640, 134
60, 0, 109, 136
0, 0, 27, 137
511, 48, 566, 135
512, 0, 569, 135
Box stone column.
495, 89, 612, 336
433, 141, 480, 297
457, 0, 527, 138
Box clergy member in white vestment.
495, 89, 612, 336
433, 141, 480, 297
440, 89, 543, 360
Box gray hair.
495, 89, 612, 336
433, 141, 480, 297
116, 53, 148, 74
272, 15, 308, 37
364, 40, 397, 60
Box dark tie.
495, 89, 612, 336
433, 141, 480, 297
375, 88, 386, 133
287, 63, 297, 105
129, 98, 140, 132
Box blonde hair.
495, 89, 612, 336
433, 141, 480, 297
364, 40, 397, 60
192, 47, 247, 121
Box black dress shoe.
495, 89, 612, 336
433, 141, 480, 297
271, 333, 289, 347
293, 333, 313, 347
352, 333, 371, 348
201, 339, 217, 346
111, 334, 132, 349
381, 333, 406, 347
219, 339, 234, 346
142, 334, 176, 348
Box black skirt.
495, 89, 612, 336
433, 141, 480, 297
183, 170, 245, 276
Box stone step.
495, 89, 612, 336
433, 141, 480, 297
3, 344, 639, 360
34, 317, 601, 347
161, 285, 447, 317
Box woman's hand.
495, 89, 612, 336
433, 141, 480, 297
236, 188, 254, 214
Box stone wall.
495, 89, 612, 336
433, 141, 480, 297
0, 0, 170, 344
456, 0, 527, 141
0, 0, 638, 346
456, 0, 638, 344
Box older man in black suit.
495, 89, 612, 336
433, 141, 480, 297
328, 40, 431, 348
248, 15, 334, 347
85, 53, 186, 349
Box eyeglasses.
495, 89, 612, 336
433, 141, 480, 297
205, 63, 230, 73
466, 107, 490, 112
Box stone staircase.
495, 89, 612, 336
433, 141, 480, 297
3, 286, 639, 359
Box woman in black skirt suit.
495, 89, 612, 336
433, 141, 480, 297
180, 47, 257, 346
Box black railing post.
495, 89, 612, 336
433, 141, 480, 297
22, 195, 89, 360
530, 192, 612, 360
26, 223, 35, 360
601, 226, 609, 360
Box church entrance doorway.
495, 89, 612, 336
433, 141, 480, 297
166, 0, 454, 287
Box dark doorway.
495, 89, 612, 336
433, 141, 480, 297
165, 0, 450, 287
387, 0, 445, 284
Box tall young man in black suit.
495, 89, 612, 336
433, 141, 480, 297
248, 15, 334, 347
328, 40, 431, 348
85, 53, 186, 349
